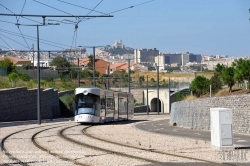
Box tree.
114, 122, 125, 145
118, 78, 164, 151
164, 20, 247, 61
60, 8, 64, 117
233, 59, 250, 87
50, 57, 70, 68
215, 63, 225, 77
8, 72, 19, 87
210, 75, 222, 93
110, 70, 127, 85
221, 67, 235, 93
190, 76, 210, 97
87, 55, 97, 70
0, 57, 15, 74
139, 76, 144, 85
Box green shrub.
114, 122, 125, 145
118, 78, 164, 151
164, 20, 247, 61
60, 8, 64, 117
26, 81, 34, 88
40, 81, 46, 88
60, 94, 75, 110
46, 77, 54, 82
21, 74, 30, 81
32, 78, 37, 84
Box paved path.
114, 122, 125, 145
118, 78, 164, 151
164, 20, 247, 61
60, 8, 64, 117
135, 118, 250, 147
0, 117, 73, 128
135, 114, 250, 165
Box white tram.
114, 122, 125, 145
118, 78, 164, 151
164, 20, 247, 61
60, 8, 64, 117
74, 87, 134, 123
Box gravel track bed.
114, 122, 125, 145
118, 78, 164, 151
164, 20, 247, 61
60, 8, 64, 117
0, 122, 74, 166
37, 124, 151, 166
87, 115, 250, 164
1, 114, 249, 165
66, 125, 195, 164
0, 125, 30, 166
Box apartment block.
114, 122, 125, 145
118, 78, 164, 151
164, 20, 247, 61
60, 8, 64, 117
134, 48, 159, 63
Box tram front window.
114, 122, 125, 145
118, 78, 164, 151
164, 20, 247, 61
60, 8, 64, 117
76, 94, 98, 115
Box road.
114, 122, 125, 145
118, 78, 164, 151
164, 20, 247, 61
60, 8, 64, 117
135, 118, 250, 147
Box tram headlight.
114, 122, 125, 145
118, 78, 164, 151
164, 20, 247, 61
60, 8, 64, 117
83, 90, 88, 95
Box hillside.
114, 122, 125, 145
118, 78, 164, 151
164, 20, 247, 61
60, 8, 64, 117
100, 47, 134, 56
131, 71, 214, 82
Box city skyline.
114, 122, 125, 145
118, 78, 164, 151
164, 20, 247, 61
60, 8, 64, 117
0, 0, 250, 57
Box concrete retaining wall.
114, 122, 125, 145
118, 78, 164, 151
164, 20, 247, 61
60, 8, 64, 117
110, 87, 144, 104
58, 90, 74, 97
170, 94, 250, 135
0, 87, 60, 122
134, 105, 150, 113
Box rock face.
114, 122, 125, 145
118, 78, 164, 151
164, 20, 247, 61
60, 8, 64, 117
170, 94, 250, 135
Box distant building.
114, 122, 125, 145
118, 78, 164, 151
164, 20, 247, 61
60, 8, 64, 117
74, 59, 110, 75
110, 62, 127, 74
155, 52, 201, 69
110, 62, 148, 74
0, 56, 31, 66
134, 48, 159, 63
181, 52, 201, 66
33, 59, 53, 67
215, 55, 228, 59
112, 39, 125, 49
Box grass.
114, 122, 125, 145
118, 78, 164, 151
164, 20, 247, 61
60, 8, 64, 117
183, 95, 197, 100
183, 87, 249, 101
0, 76, 79, 91
131, 71, 214, 83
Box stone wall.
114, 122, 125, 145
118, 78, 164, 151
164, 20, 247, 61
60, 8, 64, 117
0, 87, 60, 122
170, 94, 250, 135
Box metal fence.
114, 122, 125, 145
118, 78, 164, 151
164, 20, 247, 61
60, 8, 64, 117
0, 66, 7, 77
17, 69, 58, 79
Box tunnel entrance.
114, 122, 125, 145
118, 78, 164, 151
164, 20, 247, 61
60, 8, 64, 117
150, 98, 161, 112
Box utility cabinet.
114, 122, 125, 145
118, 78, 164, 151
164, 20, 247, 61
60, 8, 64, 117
210, 108, 234, 149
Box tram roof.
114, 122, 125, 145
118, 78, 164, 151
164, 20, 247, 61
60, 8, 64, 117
75, 87, 133, 96
75, 87, 101, 96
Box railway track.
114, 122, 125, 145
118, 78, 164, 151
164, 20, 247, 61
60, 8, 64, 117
1, 121, 240, 166
0, 122, 72, 166
59, 125, 170, 165
81, 125, 237, 166
31, 124, 86, 166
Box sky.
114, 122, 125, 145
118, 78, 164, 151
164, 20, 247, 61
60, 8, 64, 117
0, 0, 250, 57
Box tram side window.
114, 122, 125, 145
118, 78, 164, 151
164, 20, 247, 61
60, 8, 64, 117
101, 98, 106, 109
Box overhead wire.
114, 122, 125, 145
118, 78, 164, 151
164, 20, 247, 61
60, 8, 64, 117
0, 29, 67, 49
0, 3, 42, 24
56, 0, 107, 15
78, 0, 103, 24
15, 0, 31, 50
0, 1, 31, 50
0, 36, 12, 49
80, 0, 156, 22
32, 0, 80, 51
74, 25, 78, 50
33, 0, 75, 17
70, 27, 76, 50
0, 32, 30, 49
48, 19, 77, 25
0, 20, 18, 25
0, 44, 10, 49
1, 0, 156, 51
17, 0, 26, 23
0, 29, 72, 48
1, 30, 67, 50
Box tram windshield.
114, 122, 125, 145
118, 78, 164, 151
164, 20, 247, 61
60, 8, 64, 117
76, 94, 98, 115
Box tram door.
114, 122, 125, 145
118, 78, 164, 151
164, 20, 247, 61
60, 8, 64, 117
114, 93, 119, 121
105, 91, 115, 122
118, 93, 127, 120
